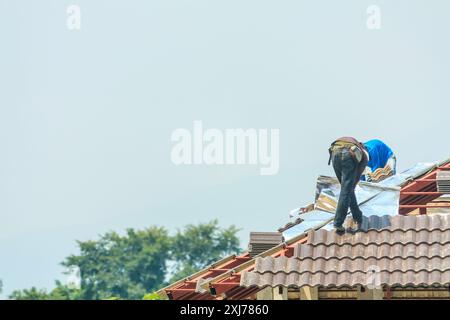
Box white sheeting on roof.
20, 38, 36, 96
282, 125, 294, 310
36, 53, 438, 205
283, 162, 438, 241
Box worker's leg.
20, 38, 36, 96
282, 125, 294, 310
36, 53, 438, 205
332, 152, 342, 183
333, 150, 357, 228
332, 151, 347, 227
349, 191, 363, 224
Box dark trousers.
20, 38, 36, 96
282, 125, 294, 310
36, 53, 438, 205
332, 148, 363, 227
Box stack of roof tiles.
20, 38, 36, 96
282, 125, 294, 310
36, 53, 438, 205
241, 214, 450, 288
437, 171, 450, 193
369, 165, 394, 183
248, 232, 283, 258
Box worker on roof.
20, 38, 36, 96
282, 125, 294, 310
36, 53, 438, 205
361, 139, 396, 183
328, 137, 368, 235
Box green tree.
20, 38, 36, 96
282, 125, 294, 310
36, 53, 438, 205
169, 220, 241, 283
49, 281, 82, 300
9, 220, 241, 300
9, 287, 50, 300
9, 281, 81, 300
62, 226, 171, 300
143, 292, 163, 300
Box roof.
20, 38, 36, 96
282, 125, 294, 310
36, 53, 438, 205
240, 214, 450, 288
159, 158, 450, 300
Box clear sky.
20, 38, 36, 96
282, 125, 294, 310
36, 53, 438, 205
1, 0, 450, 297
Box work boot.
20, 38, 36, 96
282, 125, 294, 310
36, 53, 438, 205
346, 222, 363, 234
334, 226, 345, 235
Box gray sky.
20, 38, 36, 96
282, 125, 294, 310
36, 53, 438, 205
1, 0, 449, 297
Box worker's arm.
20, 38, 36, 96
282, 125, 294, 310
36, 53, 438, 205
355, 151, 369, 186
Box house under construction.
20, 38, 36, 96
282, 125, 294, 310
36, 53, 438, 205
158, 158, 450, 300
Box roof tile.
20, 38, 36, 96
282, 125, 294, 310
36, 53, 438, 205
241, 214, 450, 288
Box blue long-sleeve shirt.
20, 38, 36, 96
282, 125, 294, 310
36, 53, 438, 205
361, 139, 395, 181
